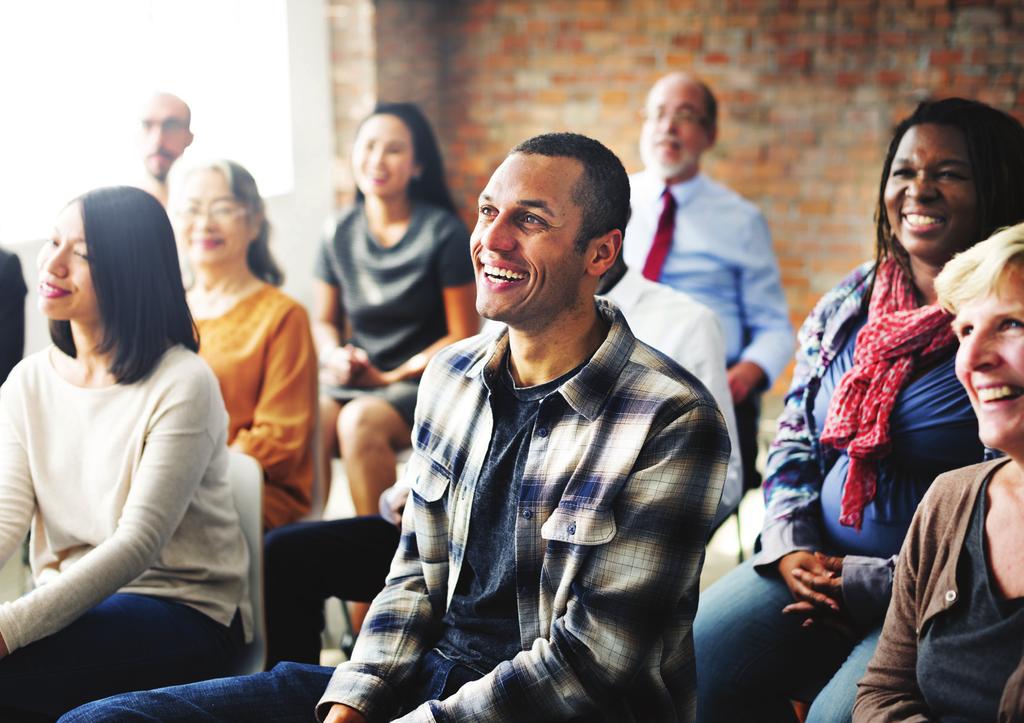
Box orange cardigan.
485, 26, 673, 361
196, 285, 318, 529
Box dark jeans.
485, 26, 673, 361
734, 392, 764, 491
60, 651, 482, 721
0, 592, 241, 721
264, 516, 401, 667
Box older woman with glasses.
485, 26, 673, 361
854, 223, 1024, 722
172, 160, 318, 530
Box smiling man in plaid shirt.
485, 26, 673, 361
63, 133, 729, 723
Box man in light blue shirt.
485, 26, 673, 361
623, 71, 793, 489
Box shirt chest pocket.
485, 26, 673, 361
411, 457, 452, 504
540, 506, 617, 545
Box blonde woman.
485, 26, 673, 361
855, 223, 1024, 722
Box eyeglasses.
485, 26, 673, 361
141, 118, 190, 134
641, 106, 710, 128
177, 201, 247, 224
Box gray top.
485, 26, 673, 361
315, 202, 474, 372
917, 474, 1024, 721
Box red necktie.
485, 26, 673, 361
641, 188, 676, 282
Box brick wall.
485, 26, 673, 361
329, 0, 1024, 394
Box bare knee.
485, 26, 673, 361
337, 397, 405, 458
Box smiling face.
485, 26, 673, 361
954, 265, 1024, 459
471, 153, 601, 333
37, 203, 100, 328
884, 123, 979, 276
639, 74, 716, 185
352, 113, 421, 202
175, 168, 258, 274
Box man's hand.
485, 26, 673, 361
324, 703, 368, 723
726, 360, 766, 404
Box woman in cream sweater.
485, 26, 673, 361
0, 186, 250, 719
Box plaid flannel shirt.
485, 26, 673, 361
318, 300, 730, 722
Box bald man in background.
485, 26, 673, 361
135, 92, 193, 206
623, 71, 792, 494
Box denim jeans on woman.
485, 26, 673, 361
0, 592, 241, 721
694, 560, 881, 723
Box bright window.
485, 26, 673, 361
0, 0, 293, 243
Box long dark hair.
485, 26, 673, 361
874, 98, 1024, 290
49, 186, 198, 383
354, 102, 457, 213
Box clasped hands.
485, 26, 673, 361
777, 550, 855, 637
321, 344, 393, 388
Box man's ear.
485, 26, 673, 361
585, 229, 622, 278
705, 123, 717, 149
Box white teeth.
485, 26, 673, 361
905, 213, 943, 226
978, 385, 1023, 402
483, 264, 527, 281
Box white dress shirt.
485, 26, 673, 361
624, 170, 793, 384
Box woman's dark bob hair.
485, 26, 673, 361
49, 186, 198, 384
354, 102, 457, 213
874, 97, 1024, 294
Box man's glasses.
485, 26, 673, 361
177, 201, 247, 224
141, 118, 190, 134
641, 106, 710, 128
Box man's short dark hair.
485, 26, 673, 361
510, 132, 631, 253
50, 186, 198, 383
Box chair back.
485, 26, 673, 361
227, 450, 267, 675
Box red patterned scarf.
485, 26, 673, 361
820, 258, 956, 530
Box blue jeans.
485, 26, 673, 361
61, 650, 482, 721
694, 560, 881, 723
0, 592, 241, 720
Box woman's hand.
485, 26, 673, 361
779, 552, 855, 635
778, 551, 843, 611
347, 357, 395, 388
321, 345, 370, 386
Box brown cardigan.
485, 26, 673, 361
853, 458, 1024, 722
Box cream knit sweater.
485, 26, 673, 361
0, 345, 251, 653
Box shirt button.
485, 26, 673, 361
567, 522, 576, 535
522, 509, 532, 519
537, 427, 548, 438
945, 590, 957, 603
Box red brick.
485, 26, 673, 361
928, 49, 964, 66
780, 49, 813, 69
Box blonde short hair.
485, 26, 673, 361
935, 221, 1024, 314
